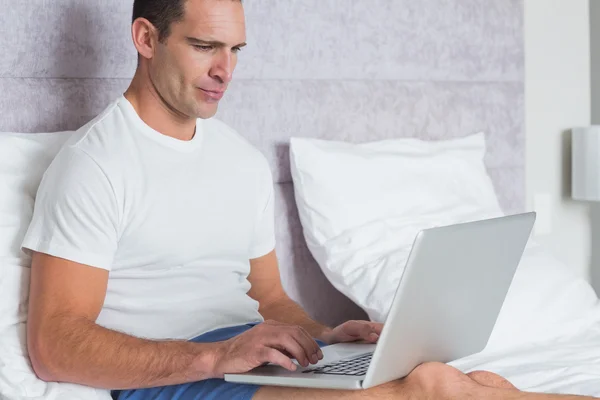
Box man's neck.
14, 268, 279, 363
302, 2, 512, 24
124, 74, 196, 142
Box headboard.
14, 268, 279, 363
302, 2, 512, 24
0, 1, 524, 327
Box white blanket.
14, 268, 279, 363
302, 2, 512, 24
2, 267, 600, 398
2, 257, 600, 398
452, 304, 600, 396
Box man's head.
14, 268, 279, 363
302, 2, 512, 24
131, 0, 245, 120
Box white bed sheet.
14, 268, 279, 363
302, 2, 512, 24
0, 267, 112, 400
2, 228, 599, 398
3, 332, 599, 400
0, 325, 111, 400
2, 268, 599, 399
452, 304, 600, 396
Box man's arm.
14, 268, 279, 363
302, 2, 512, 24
29, 252, 324, 388
248, 250, 334, 341
27, 252, 219, 389
248, 250, 383, 345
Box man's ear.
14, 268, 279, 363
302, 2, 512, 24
131, 17, 158, 61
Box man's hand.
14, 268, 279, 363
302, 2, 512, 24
319, 320, 384, 345
210, 320, 324, 378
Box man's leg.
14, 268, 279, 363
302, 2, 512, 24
254, 363, 598, 400
252, 363, 506, 400
464, 372, 596, 400
467, 370, 517, 389
114, 325, 597, 400
253, 377, 417, 400
113, 325, 263, 400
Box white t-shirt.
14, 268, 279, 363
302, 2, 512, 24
22, 96, 274, 340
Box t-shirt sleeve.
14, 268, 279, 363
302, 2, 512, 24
248, 161, 276, 259
21, 147, 119, 270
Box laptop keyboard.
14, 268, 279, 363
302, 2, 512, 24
302, 353, 372, 376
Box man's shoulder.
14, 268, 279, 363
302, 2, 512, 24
203, 117, 255, 150
203, 117, 269, 168
66, 99, 128, 159
74, 99, 121, 144
50, 100, 124, 178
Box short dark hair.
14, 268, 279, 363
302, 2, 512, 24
132, 0, 187, 43
132, 0, 242, 43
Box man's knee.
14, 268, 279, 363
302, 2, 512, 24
467, 370, 517, 390
252, 363, 508, 399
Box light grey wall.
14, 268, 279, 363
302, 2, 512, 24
589, 0, 600, 293
0, 0, 524, 326
592, 0, 600, 124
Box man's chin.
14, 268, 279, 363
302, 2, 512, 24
194, 105, 219, 120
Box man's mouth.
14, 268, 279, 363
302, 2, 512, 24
198, 88, 225, 101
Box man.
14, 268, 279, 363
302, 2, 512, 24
23, 0, 595, 399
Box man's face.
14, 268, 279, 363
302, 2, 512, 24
149, 0, 246, 120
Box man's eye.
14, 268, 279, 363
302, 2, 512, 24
232, 47, 242, 54
194, 45, 214, 51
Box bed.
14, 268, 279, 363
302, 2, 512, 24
1, 0, 599, 398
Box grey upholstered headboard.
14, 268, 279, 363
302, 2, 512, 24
0, 1, 524, 327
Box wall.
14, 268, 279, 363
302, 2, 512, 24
0, 0, 526, 325
594, 0, 600, 125
525, 0, 593, 285
590, 0, 600, 292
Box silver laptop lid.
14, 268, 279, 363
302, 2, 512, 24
363, 212, 536, 389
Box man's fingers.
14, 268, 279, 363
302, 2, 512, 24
261, 348, 297, 372
345, 321, 378, 340
260, 322, 323, 365
369, 322, 384, 335
266, 333, 312, 367
281, 336, 312, 367
264, 321, 320, 350
338, 321, 381, 343
269, 323, 321, 364
357, 321, 383, 341
291, 326, 322, 361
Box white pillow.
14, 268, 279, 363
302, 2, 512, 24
485, 241, 598, 351
0, 131, 111, 400
290, 133, 504, 322
290, 133, 599, 350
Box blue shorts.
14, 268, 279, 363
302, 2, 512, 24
111, 324, 261, 400
111, 324, 327, 400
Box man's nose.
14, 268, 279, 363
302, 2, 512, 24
210, 49, 234, 84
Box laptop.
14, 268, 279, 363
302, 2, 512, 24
225, 212, 536, 390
